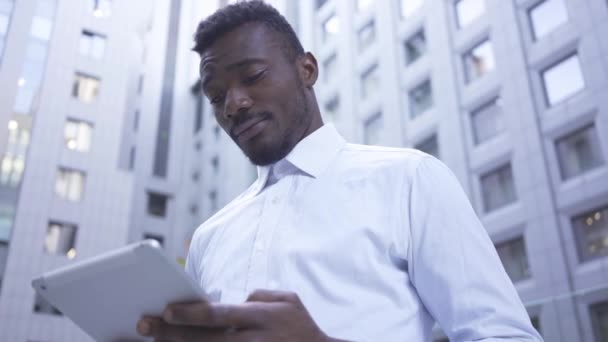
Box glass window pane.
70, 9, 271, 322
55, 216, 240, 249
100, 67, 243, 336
415, 134, 439, 158
44, 221, 76, 256
572, 206, 608, 262
73, 73, 100, 103
481, 163, 517, 212
405, 30, 426, 65
456, 0, 485, 28
529, 0, 568, 40
495, 237, 531, 282
91, 35, 105, 59
471, 97, 504, 144
556, 124, 604, 180
323, 54, 337, 83
542, 54, 585, 106
30, 16, 52, 41
464, 40, 495, 83
148, 192, 168, 217
79, 32, 92, 56
409, 80, 433, 118
0, 13, 9, 35
357, 0, 373, 12
324, 96, 340, 122
358, 21, 375, 51
364, 113, 383, 145
361, 65, 379, 99
323, 15, 339, 42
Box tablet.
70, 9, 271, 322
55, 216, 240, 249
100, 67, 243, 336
32, 239, 209, 341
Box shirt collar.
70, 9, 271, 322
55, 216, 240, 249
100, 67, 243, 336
254, 123, 346, 189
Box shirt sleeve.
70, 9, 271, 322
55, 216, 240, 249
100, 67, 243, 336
405, 156, 543, 341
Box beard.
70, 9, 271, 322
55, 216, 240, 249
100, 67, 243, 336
235, 87, 310, 166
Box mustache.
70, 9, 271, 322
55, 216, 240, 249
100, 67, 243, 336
230, 111, 273, 137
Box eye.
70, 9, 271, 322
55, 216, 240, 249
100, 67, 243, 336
243, 70, 265, 85
210, 93, 225, 105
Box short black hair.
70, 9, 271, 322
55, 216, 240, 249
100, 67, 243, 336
192, 1, 304, 61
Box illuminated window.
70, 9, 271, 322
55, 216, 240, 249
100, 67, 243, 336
358, 21, 375, 51
495, 237, 531, 282
481, 163, 517, 212
364, 112, 383, 145
64, 119, 92, 152
455, 0, 485, 29
361, 65, 379, 100
72, 72, 100, 103
0, 116, 31, 187
55, 168, 85, 202
555, 124, 604, 180
471, 97, 504, 145
404, 30, 426, 65
409, 79, 433, 118
529, 0, 568, 40
44, 221, 77, 258
572, 206, 608, 262
322, 14, 339, 42
463, 39, 495, 83
79, 30, 105, 59
542, 54, 585, 106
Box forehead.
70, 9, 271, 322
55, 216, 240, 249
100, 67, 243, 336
200, 23, 285, 76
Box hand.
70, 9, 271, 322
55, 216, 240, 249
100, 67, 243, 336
137, 289, 346, 342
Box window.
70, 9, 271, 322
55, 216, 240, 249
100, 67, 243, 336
591, 301, 608, 342
542, 54, 585, 106
143, 233, 164, 247
129, 146, 136, 170
315, 0, 328, 9
415, 134, 439, 158
209, 190, 218, 213
323, 54, 337, 83
147, 192, 168, 217
481, 163, 517, 212
1, 115, 30, 187
322, 14, 339, 42
361, 65, 379, 99
495, 237, 531, 282
0, 0, 15, 58
364, 112, 383, 145
572, 205, 608, 262
400, 0, 423, 18
44, 221, 77, 258
357, 0, 373, 12
0, 205, 14, 242
455, 0, 485, 28
33, 293, 62, 315
90, 0, 111, 17
64, 119, 92, 152
471, 97, 504, 145
409, 79, 433, 118
79, 30, 105, 59
211, 155, 219, 174
404, 30, 426, 66
555, 124, 604, 180
324, 96, 340, 121
358, 21, 375, 51
529, 0, 568, 40
194, 94, 203, 133
72, 73, 100, 103
463, 39, 495, 83
55, 168, 85, 202
133, 110, 140, 131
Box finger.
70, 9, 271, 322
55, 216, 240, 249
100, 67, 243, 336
246, 289, 301, 305
164, 301, 266, 328
137, 316, 214, 341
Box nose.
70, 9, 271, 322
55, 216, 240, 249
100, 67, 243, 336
223, 87, 253, 120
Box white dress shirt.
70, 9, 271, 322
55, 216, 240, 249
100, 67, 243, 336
186, 124, 543, 342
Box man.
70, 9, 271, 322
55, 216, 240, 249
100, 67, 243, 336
137, 1, 543, 341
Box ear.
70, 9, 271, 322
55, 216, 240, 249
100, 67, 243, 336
297, 52, 318, 88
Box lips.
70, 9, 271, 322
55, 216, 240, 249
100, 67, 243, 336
232, 117, 269, 142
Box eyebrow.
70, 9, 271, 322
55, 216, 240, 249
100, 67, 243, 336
201, 58, 267, 90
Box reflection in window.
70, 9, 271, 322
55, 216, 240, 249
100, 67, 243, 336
79, 30, 105, 59
358, 21, 375, 52
529, 0, 568, 40
55, 168, 85, 202
364, 112, 383, 145
471, 97, 504, 145
72, 73, 100, 103
495, 237, 531, 282
400, 0, 423, 18
404, 30, 426, 66
463, 39, 495, 83
361, 65, 379, 100
455, 0, 485, 29
542, 54, 584, 106
555, 124, 604, 180
481, 163, 517, 212
572, 206, 608, 262
322, 14, 339, 42
415, 134, 439, 158
44, 221, 77, 258
409, 79, 433, 118
64, 119, 92, 152
324, 96, 340, 122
